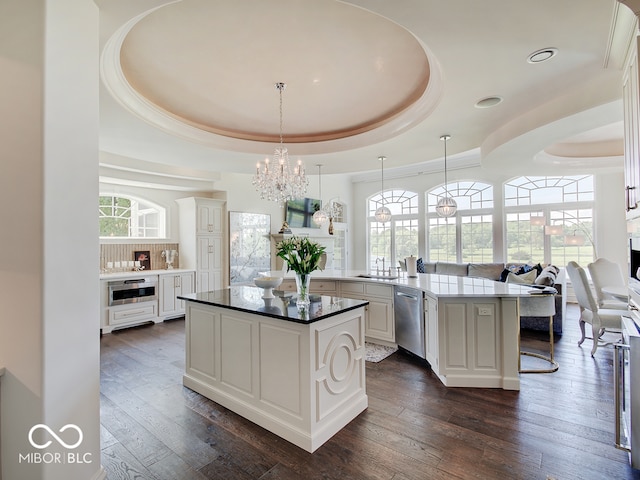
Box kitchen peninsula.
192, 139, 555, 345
271, 271, 534, 391
179, 286, 369, 453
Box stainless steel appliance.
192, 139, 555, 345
394, 286, 425, 359
108, 277, 157, 306
615, 298, 640, 468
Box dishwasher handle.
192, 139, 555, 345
396, 291, 419, 301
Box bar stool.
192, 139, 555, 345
519, 294, 559, 373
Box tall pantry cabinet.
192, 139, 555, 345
177, 197, 227, 293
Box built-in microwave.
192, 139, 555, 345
108, 277, 157, 306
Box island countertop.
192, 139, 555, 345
178, 285, 369, 324
259, 270, 540, 298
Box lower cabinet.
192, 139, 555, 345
278, 279, 393, 342
424, 293, 439, 371
100, 270, 195, 333
159, 271, 195, 318
431, 297, 520, 390
339, 281, 394, 343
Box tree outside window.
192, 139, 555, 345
426, 181, 494, 263
368, 190, 418, 272
504, 176, 594, 266
99, 195, 166, 239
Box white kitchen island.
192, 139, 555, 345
179, 286, 369, 453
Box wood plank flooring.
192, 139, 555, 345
100, 306, 640, 479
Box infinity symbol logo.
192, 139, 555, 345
28, 424, 83, 449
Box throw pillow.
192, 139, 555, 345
515, 263, 543, 276
499, 268, 511, 282
534, 265, 559, 286
416, 257, 425, 273
505, 269, 538, 284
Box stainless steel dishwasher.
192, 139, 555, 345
394, 285, 425, 359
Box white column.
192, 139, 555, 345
0, 1, 101, 479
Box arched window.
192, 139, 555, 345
99, 195, 166, 239
426, 181, 494, 263
503, 175, 594, 266
367, 189, 418, 272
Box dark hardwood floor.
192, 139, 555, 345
100, 305, 640, 479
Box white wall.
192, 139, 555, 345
0, 1, 102, 479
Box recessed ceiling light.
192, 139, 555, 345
475, 96, 503, 109
527, 48, 558, 64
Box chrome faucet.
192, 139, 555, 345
375, 257, 386, 275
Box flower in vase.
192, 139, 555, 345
275, 236, 326, 275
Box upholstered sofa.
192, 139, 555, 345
416, 261, 564, 334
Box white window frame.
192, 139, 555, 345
503, 175, 595, 266
99, 194, 167, 239
367, 189, 419, 273
426, 181, 494, 263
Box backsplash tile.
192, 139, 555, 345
100, 243, 179, 273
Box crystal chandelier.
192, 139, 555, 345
436, 134, 457, 217
252, 83, 308, 204
374, 155, 391, 223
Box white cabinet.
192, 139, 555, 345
159, 271, 195, 318
196, 200, 223, 235
340, 281, 394, 343
196, 235, 223, 292
432, 296, 520, 390
177, 197, 227, 293
424, 293, 439, 371
280, 278, 337, 295
100, 274, 161, 334
624, 35, 640, 217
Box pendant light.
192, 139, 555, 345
374, 156, 392, 223
312, 164, 328, 225
436, 135, 457, 217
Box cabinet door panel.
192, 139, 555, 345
425, 296, 439, 371
365, 298, 393, 342
159, 275, 178, 314
178, 272, 195, 309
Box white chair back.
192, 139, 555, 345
588, 258, 625, 306
566, 261, 598, 312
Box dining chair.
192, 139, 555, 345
566, 261, 623, 356
587, 258, 628, 310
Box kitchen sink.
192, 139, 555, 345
356, 274, 398, 280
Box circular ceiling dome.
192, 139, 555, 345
101, 0, 437, 154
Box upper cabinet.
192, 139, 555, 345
196, 200, 223, 235
624, 34, 640, 218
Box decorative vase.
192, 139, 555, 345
295, 273, 311, 309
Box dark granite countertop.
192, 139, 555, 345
178, 286, 368, 324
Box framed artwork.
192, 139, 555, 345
134, 250, 151, 271
229, 212, 271, 285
